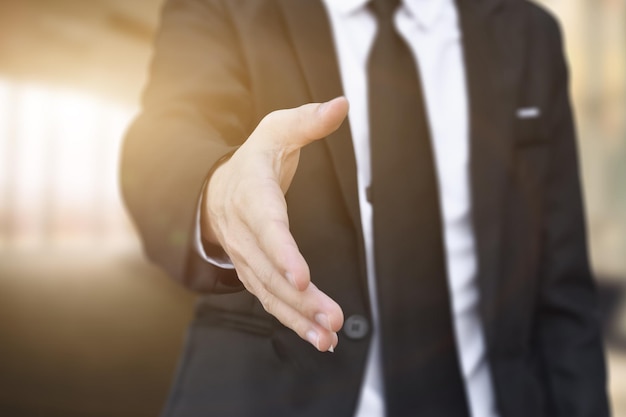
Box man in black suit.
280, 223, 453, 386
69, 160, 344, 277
121, 0, 610, 416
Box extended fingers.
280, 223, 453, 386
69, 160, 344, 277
233, 253, 340, 352
238, 181, 311, 290
231, 230, 342, 329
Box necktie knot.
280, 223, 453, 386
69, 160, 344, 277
369, 0, 400, 21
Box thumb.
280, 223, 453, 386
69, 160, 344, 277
252, 96, 349, 151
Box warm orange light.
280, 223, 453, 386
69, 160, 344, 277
0, 77, 138, 249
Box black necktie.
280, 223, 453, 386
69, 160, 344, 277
368, 0, 470, 415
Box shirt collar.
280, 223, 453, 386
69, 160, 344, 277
325, 0, 450, 30
404, 0, 449, 30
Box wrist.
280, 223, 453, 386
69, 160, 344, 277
200, 152, 234, 246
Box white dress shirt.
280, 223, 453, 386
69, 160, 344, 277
197, 0, 499, 415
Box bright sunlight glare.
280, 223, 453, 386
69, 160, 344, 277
0, 77, 137, 249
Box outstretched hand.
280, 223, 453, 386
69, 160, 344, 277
201, 97, 349, 352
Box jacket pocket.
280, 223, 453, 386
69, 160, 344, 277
195, 307, 274, 337
514, 115, 546, 148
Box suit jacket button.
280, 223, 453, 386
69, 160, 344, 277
343, 314, 369, 340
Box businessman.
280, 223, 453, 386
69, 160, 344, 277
121, 0, 610, 416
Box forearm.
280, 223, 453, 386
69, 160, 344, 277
120, 0, 251, 292
121, 114, 241, 291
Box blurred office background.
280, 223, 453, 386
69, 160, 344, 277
0, 0, 624, 416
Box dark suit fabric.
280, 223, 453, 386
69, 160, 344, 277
120, 0, 610, 416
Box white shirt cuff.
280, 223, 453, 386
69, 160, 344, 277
194, 189, 235, 270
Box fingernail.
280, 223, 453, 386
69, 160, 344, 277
328, 332, 338, 353
306, 330, 320, 350
318, 101, 329, 115
285, 272, 296, 287
318, 97, 340, 115
315, 313, 332, 331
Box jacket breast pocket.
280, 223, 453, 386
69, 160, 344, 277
514, 114, 546, 148
513, 116, 551, 198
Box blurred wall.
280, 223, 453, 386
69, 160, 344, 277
0, 1, 198, 417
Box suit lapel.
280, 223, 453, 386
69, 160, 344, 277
279, 0, 529, 342
277, 0, 362, 242
457, 0, 528, 343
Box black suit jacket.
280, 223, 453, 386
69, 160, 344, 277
121, 0, 610, 416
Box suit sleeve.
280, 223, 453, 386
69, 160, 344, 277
121, 0, 247, 293
534, 17, 610, 417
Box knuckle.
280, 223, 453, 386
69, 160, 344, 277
221, 239, 234, 257
235, 269, 257, 294
231, 181, 251, 209
264, 269, 280, 293
287, 287, 306, 309
258, 290, 275, 314
239, 279, 256, 295
292, 297, 308, 316
252, 259, 274, 285
260, 110, 282, 129
223, 238, 243, 262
